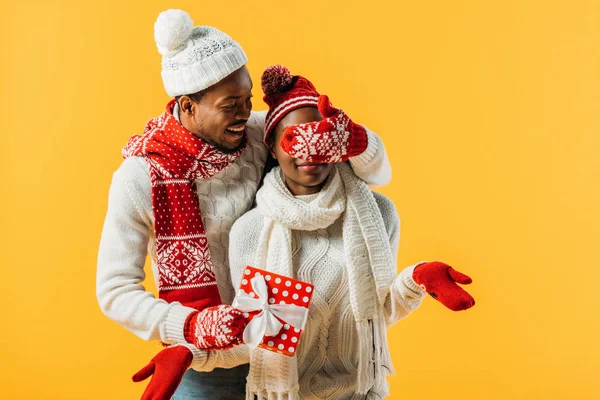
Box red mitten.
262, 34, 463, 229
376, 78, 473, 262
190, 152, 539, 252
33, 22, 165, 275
184, 304, 246, 350
280, 95, 368, 163
132, 345, 192, 400
412, 262, 475, 311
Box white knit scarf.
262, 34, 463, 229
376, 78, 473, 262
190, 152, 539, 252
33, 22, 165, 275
247, 163, 397, 399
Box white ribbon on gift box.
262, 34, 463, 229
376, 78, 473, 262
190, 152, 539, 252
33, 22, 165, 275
232, 274, 310, 349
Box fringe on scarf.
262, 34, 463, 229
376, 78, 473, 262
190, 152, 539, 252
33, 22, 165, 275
356, 316, 395, 395
247, 342, 300, 400
246, 388, 300, 400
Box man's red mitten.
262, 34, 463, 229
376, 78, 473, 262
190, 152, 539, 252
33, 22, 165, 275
184, 304, 246, 350
412, 262, 475, 311
280, 95, 368, 163
132, 345, 192, 400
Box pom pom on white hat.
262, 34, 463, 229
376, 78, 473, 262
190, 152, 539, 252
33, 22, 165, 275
153, 9, 248, 97
154, 9, 194, 57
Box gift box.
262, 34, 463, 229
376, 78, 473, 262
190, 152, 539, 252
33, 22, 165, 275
232, 266, 314, 356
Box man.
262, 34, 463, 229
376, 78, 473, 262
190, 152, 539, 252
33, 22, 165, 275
96, 9, 392, 399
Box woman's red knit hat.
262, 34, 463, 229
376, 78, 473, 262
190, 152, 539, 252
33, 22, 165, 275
261, 65, 320, 144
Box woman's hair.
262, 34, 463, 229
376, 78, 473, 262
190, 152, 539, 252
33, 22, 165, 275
263, 130, 279, 173
255, 132, 279, 200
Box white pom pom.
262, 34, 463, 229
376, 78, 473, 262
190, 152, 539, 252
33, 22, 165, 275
154, 9, 194, 57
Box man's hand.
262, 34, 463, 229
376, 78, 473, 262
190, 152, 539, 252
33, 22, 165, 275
184, 304, 246, 350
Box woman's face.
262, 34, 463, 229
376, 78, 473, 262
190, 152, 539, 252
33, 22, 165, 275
271, 107, 335, 196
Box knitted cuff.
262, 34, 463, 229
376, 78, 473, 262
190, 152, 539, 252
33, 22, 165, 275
398, 264, 428, 296
348, 128, 378, 166
176, 342, 209, 371
163, 305, 198, 344
347, 124, 369, 158
183, 310, 200, 345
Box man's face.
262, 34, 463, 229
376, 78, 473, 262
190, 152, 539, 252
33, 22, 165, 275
180, 66, 253, 153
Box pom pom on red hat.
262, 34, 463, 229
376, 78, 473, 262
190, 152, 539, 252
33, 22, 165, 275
261, 65, 294, 95
261, 64, 320, 143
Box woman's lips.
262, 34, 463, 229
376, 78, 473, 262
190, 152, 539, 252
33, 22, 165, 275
297, 161, 327, 172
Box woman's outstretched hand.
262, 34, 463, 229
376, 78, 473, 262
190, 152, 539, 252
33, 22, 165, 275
412, 262, 475, 311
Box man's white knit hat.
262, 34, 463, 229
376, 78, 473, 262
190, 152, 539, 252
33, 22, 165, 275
154, 9, 248, 97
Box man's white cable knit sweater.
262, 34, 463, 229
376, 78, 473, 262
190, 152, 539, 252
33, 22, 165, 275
96, 109, 392, 370
228, 188, 426, 399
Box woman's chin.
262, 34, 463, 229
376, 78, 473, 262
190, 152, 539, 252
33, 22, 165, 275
296, 174, 329, 189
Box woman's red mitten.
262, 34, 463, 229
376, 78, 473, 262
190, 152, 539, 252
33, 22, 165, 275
412, 262, 475, 311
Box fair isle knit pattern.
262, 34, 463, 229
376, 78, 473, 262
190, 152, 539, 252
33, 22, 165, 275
227, 164, 426, 399
279, 95, 368, 165
122, 99, 245, 310
281, 114, 350, 163
188, 305, 245, 350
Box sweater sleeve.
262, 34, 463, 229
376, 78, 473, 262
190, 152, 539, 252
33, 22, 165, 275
347, 127, 392, 187
175, 342, 249, 371
372, 193, 427, 325
96, 159, 197, 345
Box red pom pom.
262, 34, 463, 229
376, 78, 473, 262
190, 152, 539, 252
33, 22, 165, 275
261, 65, 293, 95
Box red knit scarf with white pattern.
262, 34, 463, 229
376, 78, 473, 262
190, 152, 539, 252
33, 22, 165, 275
122, 100, 246, 310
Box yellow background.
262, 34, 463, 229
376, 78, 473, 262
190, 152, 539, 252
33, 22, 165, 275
1, 0, 598, 399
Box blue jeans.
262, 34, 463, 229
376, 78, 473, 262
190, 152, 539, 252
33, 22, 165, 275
172, 363, 249, 400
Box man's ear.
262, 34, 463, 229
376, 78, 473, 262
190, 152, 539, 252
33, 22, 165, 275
178, 96, 195, 115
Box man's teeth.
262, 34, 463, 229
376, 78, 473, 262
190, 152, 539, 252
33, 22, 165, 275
226, 126, 245, 132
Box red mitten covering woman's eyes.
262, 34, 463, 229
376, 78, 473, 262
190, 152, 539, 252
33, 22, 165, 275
280, 95, 368, 163
412, 261, 475, 311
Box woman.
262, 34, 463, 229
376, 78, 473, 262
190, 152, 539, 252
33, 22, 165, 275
226, 65, 475, 399
134, 65, 475, 400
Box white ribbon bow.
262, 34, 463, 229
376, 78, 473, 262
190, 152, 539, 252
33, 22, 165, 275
232, 274, 309, 349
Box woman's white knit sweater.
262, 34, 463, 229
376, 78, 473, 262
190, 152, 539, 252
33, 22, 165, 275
96, 110, 393, 369
228, 191, 426, 399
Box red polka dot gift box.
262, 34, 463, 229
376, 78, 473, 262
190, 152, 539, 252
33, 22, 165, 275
232, 266, 314, 357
